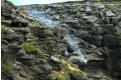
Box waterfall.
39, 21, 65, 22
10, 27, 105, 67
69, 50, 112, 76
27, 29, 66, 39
64, 34, 87, 63
23, 6, 87, 64
24, 7, 58, 28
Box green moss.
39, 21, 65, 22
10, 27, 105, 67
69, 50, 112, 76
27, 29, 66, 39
2, 61, 13, 75
1, 25, 7, 34
71, 70, 84, 77
91, 0, 100, 2
23, 43, 38, 54
23, 66, 29, 73
1, 25, 7, 28
1, 25, 8, 38
44, 29, 53, 35
51, 71, 66, 80
32, 71, 39, 80
32, 20, 43, 26
51, 26, 66, 35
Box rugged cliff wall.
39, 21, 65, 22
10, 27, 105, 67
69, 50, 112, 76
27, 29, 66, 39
1, 0, 88, 80
34, 1, 121, 79
1, 0, 121, 80
43, 1, 121, 79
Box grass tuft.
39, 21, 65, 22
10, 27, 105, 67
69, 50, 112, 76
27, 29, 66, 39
23, 43, 38, 54
2, 61, 13, 75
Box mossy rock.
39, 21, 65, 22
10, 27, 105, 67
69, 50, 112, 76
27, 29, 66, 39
51, 71, 67, 80
1, 25, 9, 38
23, 43, 38, 54
51, 26, 67, 36
32, 71, 39, 80
50, 60, 86, 80
44, 29, 53, 35
60, 60, 86, 78
1, 25, 7, 34
91, 0, 101, 2
23, 66, 29, 73
2, 61, 13, 75
51, 26, 64, 33
32, 20, 43, 26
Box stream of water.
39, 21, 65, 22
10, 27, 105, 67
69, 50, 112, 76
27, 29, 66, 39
24, 6, 87, 64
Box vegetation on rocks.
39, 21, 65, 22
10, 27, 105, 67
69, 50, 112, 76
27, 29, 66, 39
23, 43, 38, 54
44, 29, 54, 35
32, 20, 43, 26
60, 60, 86, 77
1, 25, 7, 34
32, 71, 39, 80
7, 1, 17, 9
51, 71, 66, 80
2, 61, 13, 75
52, 26, 67, 36
1, 0, 121, 80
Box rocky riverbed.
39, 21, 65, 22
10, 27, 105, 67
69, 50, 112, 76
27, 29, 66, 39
1, 0, 121, 80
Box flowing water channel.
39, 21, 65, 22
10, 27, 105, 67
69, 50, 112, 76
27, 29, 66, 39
23, 6, 87, 64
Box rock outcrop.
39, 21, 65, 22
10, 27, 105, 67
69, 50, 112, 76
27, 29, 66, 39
1, 0, 87, 80
34, 1, 121, 79
1, 0, 121, 80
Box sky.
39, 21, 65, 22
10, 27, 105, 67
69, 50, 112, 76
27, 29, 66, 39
8, 0, 79, 6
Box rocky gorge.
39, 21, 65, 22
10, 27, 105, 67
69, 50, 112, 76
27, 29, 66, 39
1, 0, 121, 80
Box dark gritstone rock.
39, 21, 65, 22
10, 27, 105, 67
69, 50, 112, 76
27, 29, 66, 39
103, 35, 121, 48
11, 19, 28, 27
2, 0, 121, 80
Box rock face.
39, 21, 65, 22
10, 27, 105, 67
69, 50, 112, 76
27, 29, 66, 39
22, 1, 121, 80
1, 0, 68, 80
1, 0, 121, 80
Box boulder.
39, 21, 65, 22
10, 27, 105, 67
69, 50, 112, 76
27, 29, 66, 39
20, 54, 34, 60
32, 66, 44, 74
4, 44, 21, 54
97, 4, 105, 9
19, 71, 28, 78
106, 11, 116, 17
111, 17, 119, 26
85, 6, 92, 12
63, 21, 80, 29
11, 19, 28, 27
41, 63, 53, 71
103, 24, 116, 34
51, 56, 61, 63
82, 16, 98, 24
2, 27, 21, 41
70, 56, 85, 64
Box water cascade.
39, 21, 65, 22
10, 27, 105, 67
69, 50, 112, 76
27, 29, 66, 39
24, 6, 88, 64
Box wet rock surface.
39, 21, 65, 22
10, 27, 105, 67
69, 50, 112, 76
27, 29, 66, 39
2, 0, 121, 80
